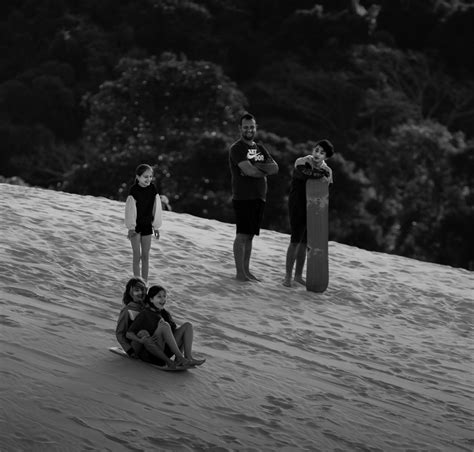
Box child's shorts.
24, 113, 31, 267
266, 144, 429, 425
289, 210, 307, 244
135, 224, 153, 236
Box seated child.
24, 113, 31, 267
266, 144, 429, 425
126, 285, 205, 368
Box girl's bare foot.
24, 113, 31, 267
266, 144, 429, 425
294, 275, 306, 285
283, 276, 292, 287
166, 359, 177, 369
175, 356, 192, 368
189, 357, 206, 366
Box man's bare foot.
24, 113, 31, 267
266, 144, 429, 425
283, 277, 292, 287
235, 273, 251, 282
294, 275, 306, 285
247, 273, 261, 282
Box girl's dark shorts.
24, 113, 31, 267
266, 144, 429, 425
232, 199, 265, 236
135, 224, 153, 236
289, 200, 307, 243
290, 212, 307, 243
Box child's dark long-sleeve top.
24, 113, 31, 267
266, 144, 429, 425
128, 307, 177, 336
289, 157, 333, 211
128, 308, 162, 337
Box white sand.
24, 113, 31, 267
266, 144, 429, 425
0, 183, 472, 452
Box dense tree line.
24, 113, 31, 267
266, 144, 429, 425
1, 0, 473, 269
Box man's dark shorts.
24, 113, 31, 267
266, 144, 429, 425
232, 199, 265, 236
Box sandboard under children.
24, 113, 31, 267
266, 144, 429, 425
109, 346, 190, 372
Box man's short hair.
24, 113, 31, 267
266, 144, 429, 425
240, 113, 255, 125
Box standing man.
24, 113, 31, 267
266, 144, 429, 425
229, 113, 279, 281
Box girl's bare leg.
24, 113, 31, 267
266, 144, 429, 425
294, 243, 307, 284
174, 322, 193, 358
174, 322, 205, 366
130, 233, 142, 277
153, 320, 187, 363
284, 242, 298, 287
140, 234, 152, 282
139, 331, 171, 365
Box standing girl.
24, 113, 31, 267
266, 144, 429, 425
125, 164, 162, 282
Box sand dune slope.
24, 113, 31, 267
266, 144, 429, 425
0, 183, 472, 451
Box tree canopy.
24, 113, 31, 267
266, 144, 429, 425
1, 0, 473, 269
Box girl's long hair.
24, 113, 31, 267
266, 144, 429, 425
145, 285, 166, 306
122, 277, 147, 305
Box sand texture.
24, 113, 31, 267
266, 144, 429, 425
0, 183, 472, 451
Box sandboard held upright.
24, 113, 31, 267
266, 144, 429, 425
305, 178, 329, 292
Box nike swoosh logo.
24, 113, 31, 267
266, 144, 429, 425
247, 149, 258, 159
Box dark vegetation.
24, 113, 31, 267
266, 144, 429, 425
1, 0, 473, 269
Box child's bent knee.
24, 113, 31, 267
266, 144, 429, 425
158, 320, 172, 331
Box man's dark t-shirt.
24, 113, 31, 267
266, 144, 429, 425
229, 139, 272, 201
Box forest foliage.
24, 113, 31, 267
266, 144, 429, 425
1, 0, 473, 269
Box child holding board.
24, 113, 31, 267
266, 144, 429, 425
284, 140, 334, 287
